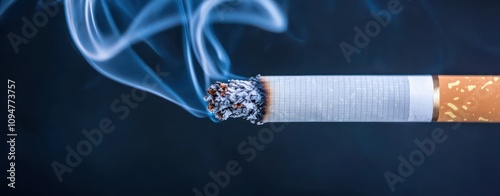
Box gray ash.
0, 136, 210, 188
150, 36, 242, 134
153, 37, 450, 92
204, 75, 267, 125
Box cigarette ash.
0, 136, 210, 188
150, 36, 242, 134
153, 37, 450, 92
204, 75, 267, 124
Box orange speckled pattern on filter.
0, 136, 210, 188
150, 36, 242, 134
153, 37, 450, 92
438, 76, 500, 122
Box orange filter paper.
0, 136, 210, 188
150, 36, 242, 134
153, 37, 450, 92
438, 76, 500, 122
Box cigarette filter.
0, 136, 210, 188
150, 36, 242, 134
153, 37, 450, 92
204, 75, 500, 125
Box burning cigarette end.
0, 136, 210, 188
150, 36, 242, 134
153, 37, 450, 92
204, 75, 500, 125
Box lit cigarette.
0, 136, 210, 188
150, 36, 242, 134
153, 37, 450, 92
204, 75, 500, 125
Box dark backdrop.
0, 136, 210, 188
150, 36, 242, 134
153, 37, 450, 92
2, 0, 500, 195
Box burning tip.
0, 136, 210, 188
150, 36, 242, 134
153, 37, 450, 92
203, 75, 267, 125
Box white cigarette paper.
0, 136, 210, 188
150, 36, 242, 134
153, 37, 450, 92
262, 75, 434, 123
204, 75, 436, 124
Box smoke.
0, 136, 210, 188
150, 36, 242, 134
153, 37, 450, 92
0, 0, 16, 18
64, 0, 287, 118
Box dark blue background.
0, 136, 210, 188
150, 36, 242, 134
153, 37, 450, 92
2, 0, 500, 195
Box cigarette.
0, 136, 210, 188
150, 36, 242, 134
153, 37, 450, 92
204, 75, 500, 125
